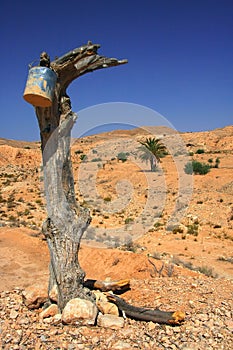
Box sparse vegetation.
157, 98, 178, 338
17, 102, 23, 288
80, 154, 87, 161
214, 157, 220, 168
171, 256, 218, 278
172, 226, 184, 234
218, 256, 233, 264
125, 217, 134, 224
117, 152, 128, 162
187, 223, 199, 236
91, 158, 102, 162
195, 148, 205, 154
120, 240, 141, 252
184, 160, 211, 175
154, 222, 163, 228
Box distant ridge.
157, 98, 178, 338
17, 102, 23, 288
0, 138, 39, 149
0, 125, 232, 146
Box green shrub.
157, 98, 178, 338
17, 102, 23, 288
154, 222, 163, 228
91, 158, 102, 162
80, 154, 87, 161
184, 161, 211, 175
125, 217, 134, 224
187, 223, 199, 236
196, 149, 205, 154
117, 152, 128, 162
214, 157, 220, 168
197, 265, 218, 278
172, 226, 184, 234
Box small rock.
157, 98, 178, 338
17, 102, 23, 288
40, 304, 59, 319
225, 320, 233, 331
225, 311, 232, 318
52, 313, 62, 325
22, 285, 48, 309
173, 327, 181, 333
198, 313, 209, 322
148, 321, 156, 330
9, 310, 18, 319
188, 300, 195, 308
40, 334, 47, 342
97, 314, 124, 329
62, 298, 98, 326
49, 285, 58, 303
165, 325, 173, 335
112, 340, 131, 349
18, 317, 29, 325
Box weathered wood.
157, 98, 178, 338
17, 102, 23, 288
106, 294, 185, 325
35, 42, 127, 311
84, 279, 130, 293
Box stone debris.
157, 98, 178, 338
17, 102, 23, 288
0, 276, 232, 349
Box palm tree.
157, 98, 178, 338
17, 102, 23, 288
138, 137, 167, 172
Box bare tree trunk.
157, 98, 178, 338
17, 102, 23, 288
34, 42, 127, 311
150, 156, 157, 172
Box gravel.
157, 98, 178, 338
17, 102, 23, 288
0, 276, 232, 349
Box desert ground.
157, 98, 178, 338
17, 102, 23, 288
0, 125, 232, 349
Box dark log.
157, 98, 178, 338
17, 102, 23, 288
34, 42, 127, 311
84, 279, 130, 293
106, 294, 185, 325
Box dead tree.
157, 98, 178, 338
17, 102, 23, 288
32, 42, 127, 311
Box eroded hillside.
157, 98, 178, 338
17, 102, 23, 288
0, 126, 233, 278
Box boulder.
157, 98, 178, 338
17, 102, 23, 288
93, 290, 119, 316
22, 285, 48, 309
62, 298, 98, 326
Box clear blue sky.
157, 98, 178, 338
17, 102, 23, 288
1, 0, 232, 141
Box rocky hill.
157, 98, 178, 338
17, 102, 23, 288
0, 126, 233, 349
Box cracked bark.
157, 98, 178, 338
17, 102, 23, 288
34, 42, 127, 311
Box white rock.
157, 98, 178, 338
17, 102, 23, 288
62, 298, 98, 326
112, 340, 131, 349
97, 314, 124, 329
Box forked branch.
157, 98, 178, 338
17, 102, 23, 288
51, 41, 128, 91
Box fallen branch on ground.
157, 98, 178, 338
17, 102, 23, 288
106, 293, 185, 325
84, 279, 130, 292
